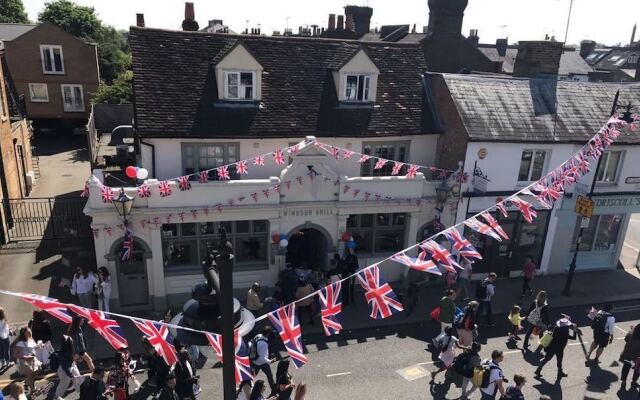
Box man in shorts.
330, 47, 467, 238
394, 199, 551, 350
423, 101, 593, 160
586, 304, 615, 363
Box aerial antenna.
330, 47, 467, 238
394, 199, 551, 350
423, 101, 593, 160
562, 0, 575, 52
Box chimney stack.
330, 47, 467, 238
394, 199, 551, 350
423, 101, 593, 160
496, 38, 508, 56
344, 5, 373, 36
631, 23, 637, 46
513, 40, 563, 78
328, 14, 336, 31
337, 15, 344, 31
136, 13, 145, 27
579, 40, 596, 59
345, 14, 354, 32
468, 29, 479, 46
182, 2, 199, 31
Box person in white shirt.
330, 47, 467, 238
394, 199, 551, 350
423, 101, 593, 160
479, 350, 506, 400
15, 327, 43, 394
0, 307, 12, 367
457, 258, 473, 301
71, 267, 97, 308
97, 267, 112, 312
250, 326, 276, 393
586, 303, 616, 363
246, 282, 264, 316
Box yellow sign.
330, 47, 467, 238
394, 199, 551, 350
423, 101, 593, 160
575, 195, 595, 218
478, 148, 487, 159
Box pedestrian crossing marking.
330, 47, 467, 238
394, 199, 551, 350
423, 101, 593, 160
397, 365, 428, 381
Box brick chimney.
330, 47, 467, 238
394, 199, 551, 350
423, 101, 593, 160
136, 13, 145, 28
344, 5, 373, 36
182, 2, 199, 31
345, 14, 354, 32
513, 41, 563, 78
328, 14, 336, 31
468, 29, 479, 46
496, 38, 508, 57
579, 40, 596, 59
336, 15, 344, 31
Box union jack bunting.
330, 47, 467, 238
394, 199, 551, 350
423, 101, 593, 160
285, 180, 292, 190
253, 155, 265, 166
343, 150, 354, 159
296, 176, 303, 186
215, 203, 223, 213
133, 319, 178, 365
356, 266, 404, 320
80, 182, 89, 198
217, 166, 230, 180
318, 282, 342, 336
137, 184, 151, 198
420, 240, 461, 272
364, 192, 371, 201
204, 330, 253, 384
330, 147, 340, 159
288, 144, 300, 154
178, 212, 185, 222
250, 192, 258, 202
495, 202, 509, 218
198, 170, 209, 183
352, 189, 361, 198
575, 154, 591, 175
480, 212, 509, 240
510, 196, 538, 223
101, 186, 113, 203
236, 160, 248, 175
391, 162, 404, 175
521, 188, 551, 210
343, 185, 351, 194
68, 305, 128, 350
121, 228, 134, 261
405, 165, 419, 178
268, 304, 308, 368
464, 217, 503, 242
17, 293, 72, 324
190, 209, 198, 219
178, 176, 191, 191
390, 251, 439, 274
273, 149, 286, 165
443, 229, 482, 262
533, 182, 562, 205
158, 181, 172, 197
273, 184, 281, 194
374, 159, 387, 170
357, 154, 370, 164
262, 189, 270, 199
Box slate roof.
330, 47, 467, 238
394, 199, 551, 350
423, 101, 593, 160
0, 24, 36, 41
477, 45, 593, 76
586, 47, 640, 72
129, 27, 431, 138
435, 73, 640, 143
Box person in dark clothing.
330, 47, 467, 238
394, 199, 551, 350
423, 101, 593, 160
28, 311, 52, 344
505, 374, 526, 400
174, 349, 197, 399
280, 265, 299, 305
55, 334, 82, 398
343, 249, 359, 305
142, 337, 170, 390
619, 324, 640, 390
535, 315, 577, 379
523, 290, 550, 351
157, 373, 179, 400
79, 366, 108, 400
276, 374, 295, 400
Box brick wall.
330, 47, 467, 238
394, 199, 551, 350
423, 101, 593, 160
513, 41, 563, 78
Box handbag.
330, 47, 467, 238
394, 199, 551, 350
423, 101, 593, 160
538, 330, 554, 348
113, 387, 127, 400
430, 306, 441, 322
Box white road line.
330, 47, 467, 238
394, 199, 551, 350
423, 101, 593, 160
616, 325, 628, 334
326, 371, 352, 378
624, 243, 640, 252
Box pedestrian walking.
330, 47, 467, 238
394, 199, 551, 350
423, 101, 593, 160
586, 304, 616, 363
0, 307, 12, 368
156, 373, 179, 400
67, 315, 95, 372
249, 380, 278, 400
246, 282, 264, 316
457, 342, 482, 400
280, 265, 299, 304
276, 374, 295, 400
457, 258, 473, 301
478, 350, 507, 400
619, 324, 640, 390
29, 310, 52, 344
456, 301, 478, 347
505, 374, 526, 400
79, 365, 108, 400
508, 305, 525, 341
446, 269, 458, 291
430, 326, 468, 382
343, 248, 359, 305
403, 268, 428, 316
174, 349, 198, 400
236, 379, 253, 400
521, 255, 536, 298
97, 267, 112, 312
295, 279, 315, 325
14, 327, 42, 394
71, 267, 97, 308
249, 326, 276, 392
293, 383, 307, 400
523, 290, 550, 351
534, 315, 577, 379
439, 289, 457, 333
142, 336, 169, 390
476, 273, 497, 326
54, 334, 83, 399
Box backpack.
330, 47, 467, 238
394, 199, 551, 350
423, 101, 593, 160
452, 351, 474, 378
473, 361, 500, 389
527, 304, 542, 326
475, 279, 488, 299
48, 351, 59, 371
453, 312, 465, 329
434, 332, 452, 351
591, 312, 609, 333
248, 336, 267, 361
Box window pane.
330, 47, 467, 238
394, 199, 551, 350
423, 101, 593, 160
42, 48, 52, 71
363, 76, 370, 100
253, 220, 267, 233
376, 213, 390, 227
53, 48, 63, 71
572, 215, 599, 251
161, 224, 178, 238
63, 86, 73, 108
357, 75, 365, 100
375, 230, 404, 253
604, 151, 621, 182
596, 152, 609, 181
593, 214, 623, 251
228, 73, 238, 85
180, 223, 197, 236
164, 240, 198, 265
236, 236, 267, 263
200, 222, 216, 235
392, 213, 406, 226
351, 231, 373, 253
227, 145, 237, 157
360, 214, 374, 228
530, 151, 546, 181
346, 75, 358, 100
240, 72, 253, 85
346, 215, 358, 228
518, 151, 533, 181
236, 220, 250, 233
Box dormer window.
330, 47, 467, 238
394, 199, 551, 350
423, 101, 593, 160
629, 54, 639, 64
224, 71, 255, 100
345, 74, 372, 102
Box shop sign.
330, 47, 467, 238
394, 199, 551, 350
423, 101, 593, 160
594, 196, 640, 208
625, 177, 640, 184
478, 148, 487, 159
575, 195, 594, 218
282, 208, 334, 218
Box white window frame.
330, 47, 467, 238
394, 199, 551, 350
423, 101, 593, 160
40, 45, 65, 74
344, 73, 372, 102
60, 84, 84, 112
181, 142, 240, 180
628, 54, 639, 64
223, 70, 256, 101
28, 83, 49, 103
360, 141, 410, 177
517, 149, 549, 183
595, 150, 624, 184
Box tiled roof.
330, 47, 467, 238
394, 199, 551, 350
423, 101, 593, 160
588, 48, 640, 72
0, 23, 36, 41
436, 73, 640, 143
477, 46, 593, 76
129, 27, 431, 138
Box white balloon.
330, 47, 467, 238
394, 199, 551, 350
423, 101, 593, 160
136, 168, 149, 180
279, 239, 289, 248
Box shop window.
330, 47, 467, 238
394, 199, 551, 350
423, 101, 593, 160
360, 142, 408, 177
595, 151, 623, 183
346, 213, 406, 255
162, 220, 269, 273
571, 214, 623, 252
517, 150, 547, 182
182, 143, 239, 180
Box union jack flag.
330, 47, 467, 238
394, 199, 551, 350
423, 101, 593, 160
330, 147, 340, 159
137, 184, 151, 198
250, 192, 258, 202
132, 319, 178, 365
296, 176, 304, 186
273, 149, 286, 166
521, 188, 551, 210
357, 154, 370, 164
217, 165, 230, 180
122, 228, 134, 261
262, 188, 270, 198
68, 305, 128, 350
158, 181, 172, 197
80, 182, 90, 198
198, 170, 209, 183
575, 153, 591, 175
18, 293, 72, 324
532, 181, 562, 205
318, 282, 342, 336
178, 176, 191, 191
405, 165, 419, 178
420, 240, 461, 272
352, 189, 360, 198
288, 144, 300, 154
464, 217, 502, 241
480, 212, 509, 240
268, 304, 308, 368
511, 196, 538, 223
495, 202, 509, 218
374, 159, 387, 170
391, 162, 404, 175
101, 186, 113, 203
235, 160, 248, 175
390, 251, 439, 274
253, 155, 265, 166
343, 150, 354, 159
205, 330, 253, 384
343, 185, 351, 194
356, 266, 403, 320
443, 229, 482, 262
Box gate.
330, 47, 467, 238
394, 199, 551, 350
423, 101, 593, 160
2, 197, 92, 241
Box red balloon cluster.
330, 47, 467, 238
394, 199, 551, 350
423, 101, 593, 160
125, 166, 137, 178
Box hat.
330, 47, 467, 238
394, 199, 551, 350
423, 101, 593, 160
557, 314, 572, 327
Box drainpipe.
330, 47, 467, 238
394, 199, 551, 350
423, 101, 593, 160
139, 139, 155, 178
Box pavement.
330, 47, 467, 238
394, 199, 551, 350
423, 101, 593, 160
620, 214, 640, 270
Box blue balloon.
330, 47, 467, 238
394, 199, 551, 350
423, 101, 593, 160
346, 241, 356, 249
280, 233, 287, 240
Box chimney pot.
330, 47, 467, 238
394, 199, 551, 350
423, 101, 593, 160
345, 14, 354, 32
337, 15, 344, 31
136, 13, 145, 27
496, 38, 508, 57
328, 14, 336, 31
579, 40, 596, 59
182, 2, 199, 31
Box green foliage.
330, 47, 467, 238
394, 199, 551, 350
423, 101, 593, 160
0, 0, 30, 23
91, 70, 132, 104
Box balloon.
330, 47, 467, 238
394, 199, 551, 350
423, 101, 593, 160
346, 241, 356, 249
136, 168, 149, 180
279, 234, 287, 240
271, 233, 280, 243
279, 239, 288, 248
125, 166, 137, 178
341, 232, 352, 242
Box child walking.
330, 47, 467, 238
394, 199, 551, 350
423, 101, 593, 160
508, 305, 524, 341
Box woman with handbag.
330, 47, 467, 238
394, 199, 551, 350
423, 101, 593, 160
457, 301, 479, 347
107, 350, 132, 400
523, 290, 550, 352
618, 324, 640, 390
534, 315, 577, 379
14, 327, 42, 394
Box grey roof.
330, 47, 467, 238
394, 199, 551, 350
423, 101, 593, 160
588, 47, 639, 71
435, 73, 640, 143
360, 31, 426, 44
0, 24, 36, 41
477, 46, 593, 76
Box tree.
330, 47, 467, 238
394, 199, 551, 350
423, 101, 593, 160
91, 70, 132, 104
0, 0, 30, 23
94, 26, 130, 84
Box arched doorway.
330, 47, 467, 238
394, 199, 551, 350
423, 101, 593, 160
286, 227, 330, 271
109, 237, 151, 307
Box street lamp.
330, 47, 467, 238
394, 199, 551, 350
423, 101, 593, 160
435, 180, 451, 212
112, 188, 134, 222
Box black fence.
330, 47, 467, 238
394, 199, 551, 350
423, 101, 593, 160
2, 197, 92, 242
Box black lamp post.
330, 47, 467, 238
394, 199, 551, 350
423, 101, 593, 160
435, 180, 451, 212
112, 188, 134, 223
216, 227, 237, 400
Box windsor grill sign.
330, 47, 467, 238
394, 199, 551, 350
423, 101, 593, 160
2, 197, 92, 241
